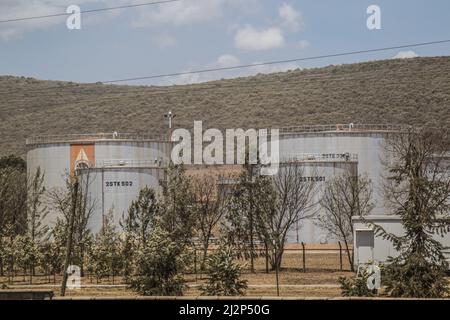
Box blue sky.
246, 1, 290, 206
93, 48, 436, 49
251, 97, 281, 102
0, 0, 450, 85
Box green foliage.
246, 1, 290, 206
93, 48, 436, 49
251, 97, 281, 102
130, 226, 186, 296
382, 253, 449, 298
159, 164, 196, 246
372, 128, 450, 298
0, 154, 26, 171
120, 186, 159, 248
338, 272, 376, 297
201, 243, 248, 296
88, 211, 121, 281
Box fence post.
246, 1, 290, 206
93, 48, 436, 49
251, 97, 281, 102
301, 242, 306, 272
338, 241, 343, 271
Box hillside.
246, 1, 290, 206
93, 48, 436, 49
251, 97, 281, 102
1, 56, 450, 156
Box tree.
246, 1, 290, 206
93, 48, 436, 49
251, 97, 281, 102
223, 168, 262, 272
121, 186, 159, 248
372, 127, 450, 298
200, 242, 248, 296
159, 164, 196, 246
316, 173, 374, 271
89, 210, 121, 283
26, 167, 49, 276
0, 154, 26, 171
191, 173, 231, 269
130, 226, 186, 296
255, 163, 317, 271
48, 171, 95, 284
0, 167, 27, 276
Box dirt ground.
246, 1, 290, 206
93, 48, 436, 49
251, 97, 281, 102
0, 252, 354, 298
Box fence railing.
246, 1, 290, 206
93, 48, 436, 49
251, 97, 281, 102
279, 153, 358, 163
95, 159, 166, 168
278, 123, 406, 135
26, 133, 169, 145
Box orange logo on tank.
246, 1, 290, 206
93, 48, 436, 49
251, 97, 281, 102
70, 144, 95, 174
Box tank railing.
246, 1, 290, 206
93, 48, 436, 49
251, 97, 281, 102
280, 153, 358, 162
278, 123, 406, 134
26, 133, 169, 145
96, 159, 166, 168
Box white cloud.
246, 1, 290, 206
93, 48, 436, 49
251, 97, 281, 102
234, 26, 285, 51
393, 51, 419, 59
279, 3, 303, 32
159, 54, 300, 85
216, 54, 240, 68
151, 33, 177, 48
297, 40, 310, 49
132, 0, 225, 27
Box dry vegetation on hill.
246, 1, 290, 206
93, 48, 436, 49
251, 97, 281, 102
0, 56, 449, 156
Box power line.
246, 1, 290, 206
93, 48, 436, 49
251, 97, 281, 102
0, 0, 183, 24
102, 39, 450, 84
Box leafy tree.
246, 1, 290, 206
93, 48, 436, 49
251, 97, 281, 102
159, 164, 196, 246
191, 173, 231, 270
13, 235, 38, 284
26, 167, 49, 275
223, 168, 262, 272
130, 226, 186, 296
121, 186, 159, 248
0, 154, 26, 171
201, 242, 248, 296
0, 167, 27, 275
371, 128, 450, 298
316, 173, 374, 271
89, 210, 121, 283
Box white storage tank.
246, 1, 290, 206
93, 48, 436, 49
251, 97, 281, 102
26, 133, 171, 232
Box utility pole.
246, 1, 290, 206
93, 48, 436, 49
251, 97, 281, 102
164, 110, 176, 139
60, 175, 79, 297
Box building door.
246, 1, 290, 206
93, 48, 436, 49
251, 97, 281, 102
356, 230, 374, 265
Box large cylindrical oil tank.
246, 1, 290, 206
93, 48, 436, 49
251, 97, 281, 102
26, 133, 171, 233
279, 156, 358, 244
278, 124, 396, 216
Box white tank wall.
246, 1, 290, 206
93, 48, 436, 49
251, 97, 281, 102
27, 143, 71, 190
279, 132, 388, 215
79, 167, 165, 233
282, 161, 358, 244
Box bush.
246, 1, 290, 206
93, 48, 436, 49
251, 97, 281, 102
201, 243, 248, 296
338, 267, 378, 297
130, 227, 186, 296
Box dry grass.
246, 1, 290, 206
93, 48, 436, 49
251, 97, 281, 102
1, 56, 450, 157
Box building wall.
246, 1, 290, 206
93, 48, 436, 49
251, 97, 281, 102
353, 216, 450, 268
